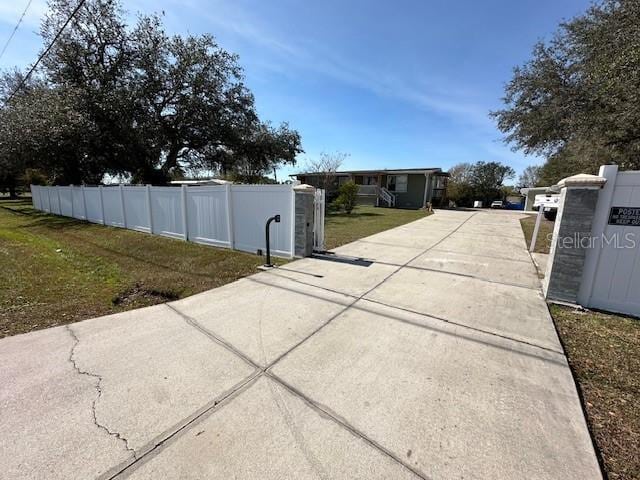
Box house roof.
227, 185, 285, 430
292, 167, 447, 177
170, 179, 232, 186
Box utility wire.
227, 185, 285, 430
4, 0, 88, 104
0, 0, 34, 62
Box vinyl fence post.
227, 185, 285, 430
119, 184, 127, 228
529, 208, 543, 253
56, 186, 62, 215
181, 184, 189, 241
146, 184, 154, 234
99, 185, 106, 224
315, 189, 326, 251
47, 187, 52, 213
290, 185, 296, 258
225, 183, 235, 249
81, 185, 88, 220
70, 185, 74, 218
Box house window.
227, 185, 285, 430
363, 175, 378, 185
387, 175, 408, 193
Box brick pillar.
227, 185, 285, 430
543, 174, 607, 303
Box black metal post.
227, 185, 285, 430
264, 214, 281, 267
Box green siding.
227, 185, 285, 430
392, 174, 426, 208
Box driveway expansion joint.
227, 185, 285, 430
107, 373, 262, 480
359, 297, 566, 357
266, 371, 430, 480
165, 303, 261, 370
369, 260, 542, 292
65, 325, 137, 459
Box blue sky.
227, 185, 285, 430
0, 0, 591, 182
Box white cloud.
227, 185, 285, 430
167, 0, 495, 132
0, 1, 48, 29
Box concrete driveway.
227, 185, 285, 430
0, 209, 602, 479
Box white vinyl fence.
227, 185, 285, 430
31, 184, 297, 257
578, 165, 640, 315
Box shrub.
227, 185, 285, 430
336, 181, 358, 214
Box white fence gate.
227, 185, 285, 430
578, 165, 640, 315
313, 189, 326, 251
31, 184, 297, 258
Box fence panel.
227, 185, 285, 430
150, 187, 184, 239
84, 187, 103, 223
71, 187, 86, 219
101, 187, 124, 227
49, 187, 61, 215
41, 187, 48, 211
231, 185, 293, 256
123, 186, 150, 233
186, 186, 230, 247
59, 187, 73, 217
40, 187, 50, 212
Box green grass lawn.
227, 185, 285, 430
520, 213, 555, 254
0, 199, 279, 338
324, 205, 430, 250
1, 200, 428, 338
551, 305, 640, 480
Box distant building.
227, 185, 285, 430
292, 167, 448, 208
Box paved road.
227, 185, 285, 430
0, 209, 602, 479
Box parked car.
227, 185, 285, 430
490, 200, 504, 209
533, 193, 560, 220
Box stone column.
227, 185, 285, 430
543, 174, 607, 303
293, 184, 315, 258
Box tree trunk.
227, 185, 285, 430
161, 144, 182, 178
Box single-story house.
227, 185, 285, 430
292, 167, 448, 209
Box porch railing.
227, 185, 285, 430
378, 187, 396, 207
357, 185, 378, 195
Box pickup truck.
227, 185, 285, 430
533, 194, 560, 220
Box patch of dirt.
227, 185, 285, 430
113, 283, 180, 308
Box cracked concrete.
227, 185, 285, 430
0, 326, 132, 480
65, 304, 255, 454
66, 325, 137, 457
0, 209, 602, 480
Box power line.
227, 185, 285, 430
0, 0, 34, 62
4, 0, 88, 105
